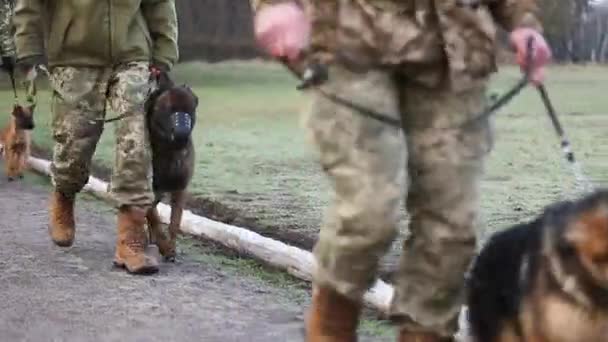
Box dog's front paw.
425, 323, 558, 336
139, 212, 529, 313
7, 176, 14, 182
18, 174, 24, 179
163, 254, 176, 263
156, 239, 177, 262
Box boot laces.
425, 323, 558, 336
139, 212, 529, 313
125, 233, 146, 252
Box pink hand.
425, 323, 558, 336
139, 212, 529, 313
510, 28, 552, 85
253, 2, 311, 62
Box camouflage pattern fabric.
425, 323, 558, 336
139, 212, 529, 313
305, 65, 493, 337
0, 0, 15, 57
13, 0, 178, 69
48, 62, 154, 209
251, 0, 541, 91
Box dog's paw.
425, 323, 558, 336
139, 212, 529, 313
7, 176, 14, 182
163, 255, 176, 263
18, 174, 24, 179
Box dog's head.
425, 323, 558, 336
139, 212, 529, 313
553, 190, 608, 287
12, 103, 35, 130
146, 72, 198, 149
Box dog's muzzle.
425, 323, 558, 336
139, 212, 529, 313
170, 111, 193, 146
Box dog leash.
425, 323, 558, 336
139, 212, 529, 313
6, 63, 43, 107
95, 68, 162, 124
7, 64, 18, 104
534, 83, 595, 194
280, 37, 536, 131
281, 39, 594, 182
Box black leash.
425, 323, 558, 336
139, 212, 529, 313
281, 39, 594, 189
281, 37, 535, 130
536, 84, 574, 162
7, 66, 19, 104
281, 59, 402, 127
96, 69, 162, 124
6, 64, 41, 107
535, 83, 594, 191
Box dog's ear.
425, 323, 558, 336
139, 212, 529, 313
183, 84, 199, 107
566, 206, 608, 260
157, 71, 175, 90
11, 105, 22, 117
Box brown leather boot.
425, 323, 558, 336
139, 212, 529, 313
398, 331, 453, 342
114, 206, 159, 275
49, 190, 75, 247
306, 286, 361, 342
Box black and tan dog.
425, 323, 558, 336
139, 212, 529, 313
144, 71, 198, 261
0, 103, 35, 181
466, 189, 608, 342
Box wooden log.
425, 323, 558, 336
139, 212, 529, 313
22, 152, 396, 314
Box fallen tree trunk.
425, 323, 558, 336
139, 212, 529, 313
24, 154, 396, 314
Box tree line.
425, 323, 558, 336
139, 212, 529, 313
177, 0, 607, 64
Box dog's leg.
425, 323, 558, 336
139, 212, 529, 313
5, 151, 16, 181
17, 153, 26, 179
146, 205, 176, 262
168, 191, 185, 261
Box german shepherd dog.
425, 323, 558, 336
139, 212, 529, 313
466, 189, 608, 342
0, 103, 35, 181
144, 71, 198, 261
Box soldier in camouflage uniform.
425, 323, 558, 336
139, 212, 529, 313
13, 0, 178, 275
251, 0, 551, 341
0, 0, 15, 74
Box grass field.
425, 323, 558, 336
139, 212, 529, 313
1, 61, 607, 263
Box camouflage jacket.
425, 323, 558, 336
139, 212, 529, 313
250, 0, 542, 91
0, 0, 15, 57
14, 0, 178, 68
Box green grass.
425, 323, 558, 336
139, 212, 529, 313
6, 61, 606, 242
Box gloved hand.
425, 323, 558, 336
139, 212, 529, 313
1, 55, 15, 73
253, 2, 310, 62
16, 55, 46, 76
510, 28, 551, 85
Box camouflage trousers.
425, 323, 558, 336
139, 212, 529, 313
305, 66, 493, 337
48, 62, 154, 209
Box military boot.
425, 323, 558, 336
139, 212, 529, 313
114, 206, 159, 275
398, 331, 453, 342
49, 190, 76, 247
306, 286, 361, 342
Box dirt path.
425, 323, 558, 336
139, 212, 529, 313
0, 169, 393, 341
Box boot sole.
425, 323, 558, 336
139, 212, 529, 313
113, 260, 159, 275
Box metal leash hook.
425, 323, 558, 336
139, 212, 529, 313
535, 80, 595, 193
279, 57, 403, 127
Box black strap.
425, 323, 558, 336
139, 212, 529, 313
97, 68, 162, 124
281, 37, 536, 129
8, 66, 18, 103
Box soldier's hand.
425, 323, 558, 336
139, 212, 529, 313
0, 56, 15, 74
16, 55, 45, 76
150, 62, 169, 79
510, 28, 551, 85
253, 2, 310, 62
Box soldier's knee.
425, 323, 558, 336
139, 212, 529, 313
340, 194, 401, 244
